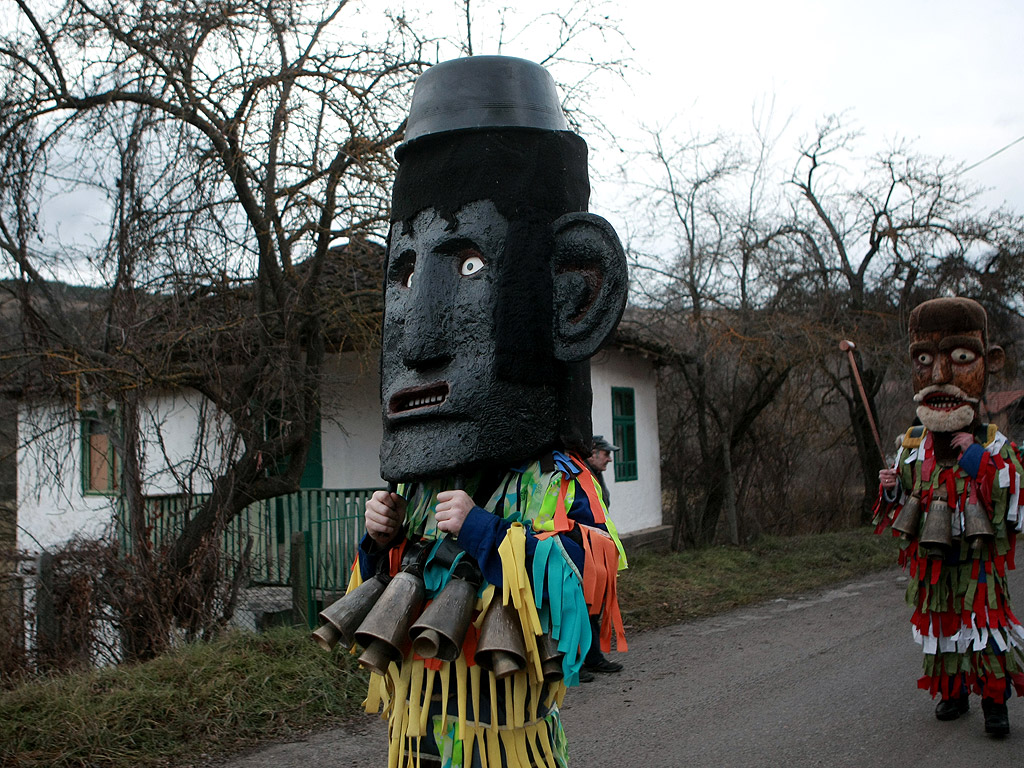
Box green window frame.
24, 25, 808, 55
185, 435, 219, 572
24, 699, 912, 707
264, 404, 323, 488
81, 411, 120, 495
611, 387, 638, 482
265, 405, 324, 545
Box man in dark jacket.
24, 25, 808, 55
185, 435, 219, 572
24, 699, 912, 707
580, 435, 624, 680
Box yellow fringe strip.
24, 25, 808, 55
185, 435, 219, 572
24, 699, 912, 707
368, 525, 574, 767
497, 523, 545, 681
487, 729, 503, 768
419, 665, 436, 737
488, 671, 499, 734
527, 672, 540, 723
537, 721, 557, 768
475, 584, 496, 628
438, 661, 451, 743
458, 657, 470, 759
380, 665, 564, 766
363, 671, 384, 714
407, 660, 424, 738
345, 557, 364, 593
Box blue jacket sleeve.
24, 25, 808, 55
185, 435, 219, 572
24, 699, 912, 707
456, 476, 599, 587
958, 443, 984, 479
357, 531, 405, 580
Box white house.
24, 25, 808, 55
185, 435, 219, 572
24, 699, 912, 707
15, 342, 664, 561
589, 345, 663, 537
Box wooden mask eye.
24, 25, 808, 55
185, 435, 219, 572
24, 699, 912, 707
950, 348, 977, 364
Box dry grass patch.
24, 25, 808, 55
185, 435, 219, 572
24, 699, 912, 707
618, 527, 898, 632
0, 627, 367, 768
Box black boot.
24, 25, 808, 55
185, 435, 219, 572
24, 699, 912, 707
982, 698, 1010, 736
935, 692, 970, 721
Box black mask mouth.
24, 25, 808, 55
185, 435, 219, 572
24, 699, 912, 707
388, 382, 450, 418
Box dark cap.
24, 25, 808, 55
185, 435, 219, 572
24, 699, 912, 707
592, 435, 620, 452
397, 56, 570, 158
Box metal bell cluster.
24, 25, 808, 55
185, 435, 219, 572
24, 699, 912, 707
963, 497, 995, 548
891, 494, 922, 539
355, 565, 428, 675
409, 549, 484, 663
311, 571, 390, 652
311, 536, 565, 681
891, 486, 995, 555
919, 496, 954, 553
311, 542, 430, 675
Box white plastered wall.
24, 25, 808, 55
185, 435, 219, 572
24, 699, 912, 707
17, 400, 114, 552
16, 391, 229, 552
588, 346, 663, 536
16, 348, 662, 551
319, 351, 386, 489
138, 390, 230, 495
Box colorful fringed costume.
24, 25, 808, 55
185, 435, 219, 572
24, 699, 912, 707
874, 423, 1024, 702
353, 452, 627, 767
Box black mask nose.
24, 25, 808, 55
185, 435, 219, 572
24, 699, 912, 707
400, 257, 456, 371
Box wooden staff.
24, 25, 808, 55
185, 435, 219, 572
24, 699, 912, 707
839, 339, 886, 463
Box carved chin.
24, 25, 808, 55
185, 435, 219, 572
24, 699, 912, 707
916, 403, 975, 433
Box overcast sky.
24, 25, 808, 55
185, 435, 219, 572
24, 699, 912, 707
585, 0, 1024, 215
30, 0, 1024, 267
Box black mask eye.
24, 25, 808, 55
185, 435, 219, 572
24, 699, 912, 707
460, 253, 484, 276
390, 250, 416, 289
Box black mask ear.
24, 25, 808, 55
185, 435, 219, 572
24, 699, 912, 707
550, 212, 628, 361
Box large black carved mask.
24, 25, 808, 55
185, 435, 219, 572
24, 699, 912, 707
378, 57, 628, 482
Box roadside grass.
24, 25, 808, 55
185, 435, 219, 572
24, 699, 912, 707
0, 627, 367, 768
618, 527, 899, 632
1, 527, 899, 768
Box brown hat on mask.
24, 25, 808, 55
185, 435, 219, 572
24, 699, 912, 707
909, 297, 988, 346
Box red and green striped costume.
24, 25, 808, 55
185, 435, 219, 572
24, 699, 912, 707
874, 424, 1024, 701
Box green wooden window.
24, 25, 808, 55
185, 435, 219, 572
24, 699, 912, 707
611, 387, 638, 482
81, 412, 120, 494
266, 406, 324, 546
264, 405, 323, 488
300, 417, 323, 489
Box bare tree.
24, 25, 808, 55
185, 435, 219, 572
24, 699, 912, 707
1, 0, 427, 657
0, 0, 630, 660
449, 0, 631, 132
788, 115, 1024, 512
623, 126, 805, 548
621, 114, 1024, 548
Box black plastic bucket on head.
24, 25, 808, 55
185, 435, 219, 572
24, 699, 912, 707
398, 56, 569, 157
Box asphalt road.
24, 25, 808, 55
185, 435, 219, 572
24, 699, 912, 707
218, 555, 1024, 768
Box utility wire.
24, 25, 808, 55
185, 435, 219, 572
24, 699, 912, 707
963, 133, 1024, 172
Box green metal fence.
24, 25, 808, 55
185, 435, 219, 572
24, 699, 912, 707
123, 488, 377, 590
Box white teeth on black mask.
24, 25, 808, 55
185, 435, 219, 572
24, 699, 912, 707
393, 386, 449, 413
409, 394, 444, 408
